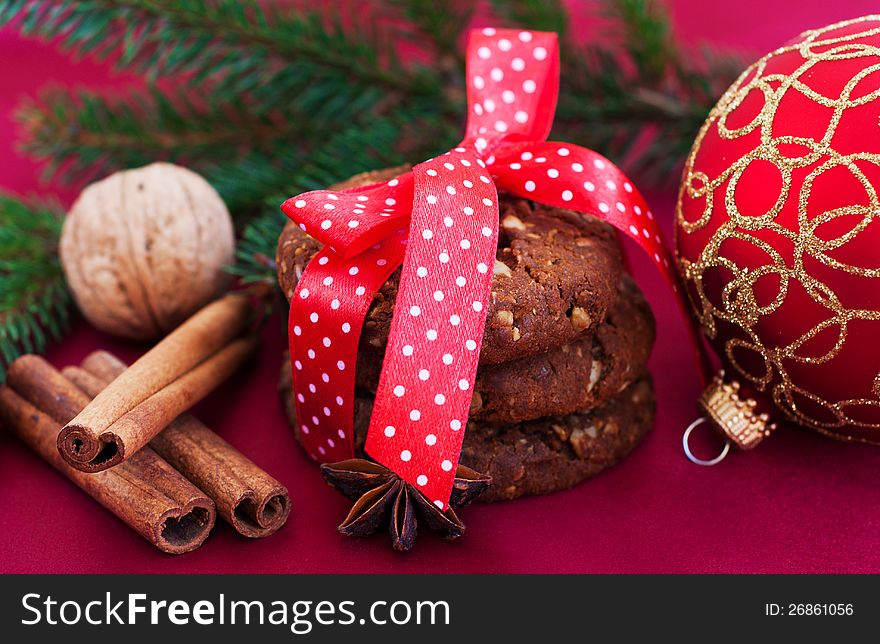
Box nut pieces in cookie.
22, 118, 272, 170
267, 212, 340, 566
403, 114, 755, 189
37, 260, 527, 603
321, 459, 491, 551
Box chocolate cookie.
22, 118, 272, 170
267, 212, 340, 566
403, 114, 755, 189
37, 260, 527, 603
279, 363, 654, 502
353, 275, 655, 423
456, 376, 654, 501
277, 171, 623, 365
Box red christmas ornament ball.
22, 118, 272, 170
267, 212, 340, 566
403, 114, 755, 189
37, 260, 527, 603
676, 16, 880, 445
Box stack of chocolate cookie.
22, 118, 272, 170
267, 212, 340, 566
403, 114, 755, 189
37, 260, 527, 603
278, 168, 655, 501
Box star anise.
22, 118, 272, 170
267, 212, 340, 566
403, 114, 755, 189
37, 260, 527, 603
320, 459, 491, 551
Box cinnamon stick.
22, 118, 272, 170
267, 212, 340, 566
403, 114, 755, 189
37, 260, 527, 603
57, 294, 255, 472
0, 355, 216, 554
66, 351, 291, 538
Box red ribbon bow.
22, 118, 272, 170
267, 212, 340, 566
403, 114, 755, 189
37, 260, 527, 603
282, 28, 682, 510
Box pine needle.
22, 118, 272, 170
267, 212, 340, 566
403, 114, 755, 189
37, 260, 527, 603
0, 0, 746, 320
0, 193, 70, 381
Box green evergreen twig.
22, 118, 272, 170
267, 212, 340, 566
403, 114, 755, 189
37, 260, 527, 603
0, 0, 746, 351
227, 111, 422, 286
490, 0, 569, 37
1, 0, 430, 94
0, 193, 70, 381
18, 86, 285, 187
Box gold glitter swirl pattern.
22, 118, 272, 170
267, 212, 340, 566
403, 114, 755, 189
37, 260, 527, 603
675, 16, 880, 442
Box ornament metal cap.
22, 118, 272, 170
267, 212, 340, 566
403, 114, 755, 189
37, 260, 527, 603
698, 371, 777, 450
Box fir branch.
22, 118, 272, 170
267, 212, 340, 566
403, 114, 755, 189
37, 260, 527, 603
9, 0, 743, 191
0, 0, 747, 367
489, 0, 569, 38
1, 0, 433, 95
605, 0, 673, 83
388, 0, 474, 58
229, 114, 419, 286
4, 0, 446, 165
228, 205, 282, 287
17, 86, 288, 186
0, 193, 70, 381
16, 84, 451, 219
549, 0, 742, 184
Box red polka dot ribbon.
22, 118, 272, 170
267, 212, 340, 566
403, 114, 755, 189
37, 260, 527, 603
282, 28, 693, 511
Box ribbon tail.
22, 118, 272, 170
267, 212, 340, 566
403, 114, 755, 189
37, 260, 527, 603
363, 148, 499, 511
289, 233, 408, 463
491, 140, 713, 383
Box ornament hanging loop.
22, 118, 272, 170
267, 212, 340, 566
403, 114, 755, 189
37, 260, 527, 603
682, 417, 730, 466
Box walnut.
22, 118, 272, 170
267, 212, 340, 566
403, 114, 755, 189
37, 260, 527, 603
60, 163, 235, 340
569, 427, 590, 459
571, 306, 592, 330
469, 392, 484, 414
493, 260, 512, 277
501, 214, 526, 231
588, 360, 603, 391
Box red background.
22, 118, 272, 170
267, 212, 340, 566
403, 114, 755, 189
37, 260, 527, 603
3, 0, 880, 573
